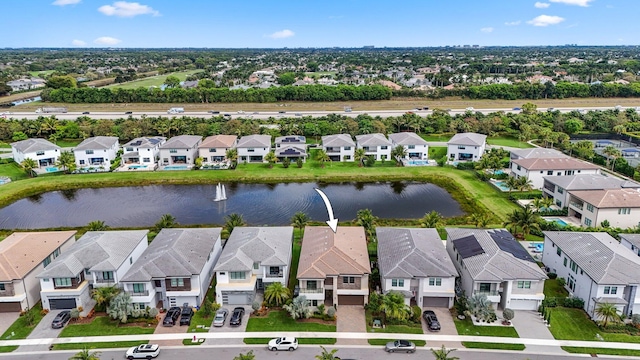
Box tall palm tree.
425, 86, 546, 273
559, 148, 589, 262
87, 220, 109, 231
354, 148, 366, 167
315, 346, 340, 360
390, 145, 407, 166
69, 347, 101, 360
380, 291, 409, 321
602, 145, 622, 171
470, 213, 490, 228
595, 303, 621, 327
263, 282, 291, 307
504, 206, 541, 239
315, 149, 330, 168
431, 345, 459, 360
153, 214, 177, 232
504, 176, 519, 195
57, 150, 76, 173
20, 158, 37, 177
225, 148, 238, 167
264, 151, 277, 168
356, 208, 378, 242
420, 210, 443, 228
224, 213, 246, 234
291, 212, 309, 233
516, 176, 533, 192
531, 197, 545, 212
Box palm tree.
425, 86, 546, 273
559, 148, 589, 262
356, 208, 378, 242
291, 212, 309, 233
264, 151, 277, 168
595, 302, 621, 327
390, 145, 407, 166
224, 213, 246, 234
315, 149, 330, 168
504, 206, 541, 239
541, 196, 554, 210
516, 176, 533, 192
20, 158, 37, 177
354, 148, 366, 167
69, 347, 101, 360
39, 117, 59, 137
380, 291, 409, 321
226, 148, 238, 167
57, 150, 76, 173
315, 346, 340, 360
531, 197, 545, 212
504, 176, 519, 195
470, 213, 490, 228
263, 282, 291, 307
431, 345, 459, 360
602, 145, 622, 171
153, 214, 177, 232
420, 210, 443, 228
91, 286, 120, 311
87, 220, 109, 231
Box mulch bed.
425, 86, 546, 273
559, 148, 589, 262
69, 312, 158, 327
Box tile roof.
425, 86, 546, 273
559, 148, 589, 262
123, 137, 166, 148
510, 148, 567, 159
75, 136, 119, 151
297, 227, 371, 279
512, 157, 600, 171
237, 135, 271, 148
544, 231, 640, 284
322, 134, 355, 148
544, 174, 639, 191
446, 228, 546, 282
388, 132, 428, 146
275, 135, 306, 144
121, 228, 221, 282
570, 188, 640, 208
11, 138, 60, 153
376, 228, 457, 279
356, 133, 392, 147
0, 231, 76, 281
160, 135, 202, 149
447, 132, 487, 146
620, 234, 640, 249
199, 135, 238, 149
214, 227, 293, 272
37, 230, 148, 279
276, 145, 307, 157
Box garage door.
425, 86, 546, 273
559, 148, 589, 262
49, 298, 76, 310
422, 297, 450, 308
509, 299, 538, 310
337, 295, 364, 305
0, 302, 21, 312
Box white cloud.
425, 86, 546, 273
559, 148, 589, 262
267, 29, 295, 39
505, 20, 521, 26
93, 36, 122, 45
480, 27, 494, 33
71, 39, 86, 46
52, 0, 81, 5
527, 14, 565, 26
98, 1, 160, 17
534, 2, 550, 8
549, 0, 593, 6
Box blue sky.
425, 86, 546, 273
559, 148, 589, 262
2, 0, 637, 47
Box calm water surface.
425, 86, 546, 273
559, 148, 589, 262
0, 182, 464, 229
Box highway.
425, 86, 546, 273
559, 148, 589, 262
0, 106, 632, 121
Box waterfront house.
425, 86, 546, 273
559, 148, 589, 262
74, 136, 119, 169
510, 148, 567, 160
567, 188, 640, 228
274, 135, 307, 163
198, 135, 238, 164
388, 132, 429, 160
158, 135, 202, 166
355, 133, 392, 161
11, 138, 61, 168
446, 132, 487, 163
321, 134, 355, 162
542, 174, 640, 208
236, 135, 272, 163
511, 157, 600, 190
121, 136, 166, 169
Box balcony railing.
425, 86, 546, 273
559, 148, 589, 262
94, 278, 115, 284
299, 288, 324, 294
126, 290, 150, 297
0, 289, 15, 297
473, 290, 500, 296
569, 202, 583, 210
265, 273, 284, 278
325, 149, 340, 153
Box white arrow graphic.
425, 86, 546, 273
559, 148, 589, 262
314, 188, 338, 233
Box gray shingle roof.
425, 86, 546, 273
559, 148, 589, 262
544, 231, 640, 285
388, 132, 428, 146
510, 148, 567, 160
377, 228, 457, 279
160, 135, 202, 149
237, 135, 271, 148
446, 228, 546, 282
214, 227, 293, 272
121, 228, 221, 282
513, 157, 600, 171
322, 134, 355, 148
620, 234, 640, 249
544, 174, 638, 191
123, 137, 166, 149
356, 133, 392, 147
75, 136, 119, 151
11, 138, 60, 153
447, 132, 487, 146
37, 230, 148, 278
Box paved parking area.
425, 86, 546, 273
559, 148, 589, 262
154, 312, 188, 346
15, 310, 65, 352
511, 310, 564, 354
0, 312, 19, 338
209, 305, 250, 344
422, 307, 462, 349
336, 305, 366, 345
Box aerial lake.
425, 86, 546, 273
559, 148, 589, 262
0, 182, 464, 229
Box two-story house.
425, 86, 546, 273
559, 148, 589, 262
620, 234, 640, 257
542, 231, 640, 319
158, 135, 202, 167
355, 133, 392, 161
120, 228, 222, 309
38, 230, 148, 313
446, 228, 547, 310
510, 148, 567, 161
511, 157, 601, 190
121, 136, 166, 170
446, 132, 487, 163
198, 135, 238, 164
74, 136, 119, 169
567, 188, 640, 228
11, 138, 61, 169
214, 227, 293, 305
274, 135, 307, 163
0, 231, 76, 312
236, 135, 272, 163
322, 134, 355, 162
297, 227, 371, 307
543, 174, 640, 208
388, 132, 429, 160
377, 228, 458, 308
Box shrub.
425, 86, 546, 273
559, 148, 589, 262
316, 303, 326, 315
502, 308, 515, 321
326, 306, 336, 319
148, 308, 159, 318
475, 171, 490, 181
455, 296, 469, 315
557, 278, 566, 287
411, 306, 422, 323
70, 308, 80, 320
252, 301, 261, 312
562, 297, 585, 309
547, 273, 558, 279
542, 297, 558, 308
632, 314, 640, 327
456, 162, 477, 170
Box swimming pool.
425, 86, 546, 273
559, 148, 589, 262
129, 165, 148, 169
0, 177, 11, 185
534, 243, 544, 252
546, 218, 568, 227
45, 166, 59, 172
406, 159, 430, 166
164, 165, 189, 170
493, 169, 505, 175
493, 181, 511, 192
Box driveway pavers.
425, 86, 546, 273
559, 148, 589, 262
208, 305, 250, 345
336, 305, 366, 345
154, 312, 189, 347
511, 310, 565, 354
422, 307, 462, 349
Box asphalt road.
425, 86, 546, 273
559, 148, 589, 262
1, 106, 632, 120
0, 345, 605, 360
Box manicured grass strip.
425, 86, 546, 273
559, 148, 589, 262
0, 162, 29, 181
454, 317, 520, 338
548, 308, 640, 343
244, 337, 336, 345
561, 346, 640, 357
246, 310, 336, 332
59, 316, 156, 337
368, 339, 426, 346
52, 341, 147, 350
429, 146, 447, 160
0, 346, 17, 352
181, 310, 213, 345
107, 70, 201, 90
462, 342, 525, 350
487, 136, 534, 149
544, 279, 569, 298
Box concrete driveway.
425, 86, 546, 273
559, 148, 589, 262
511, 310, 565, 354
336, 305, 366, 345
0, 312, 19, 338
209, 305, 250, 344
15, 310, 66, 352
422, 307, 462, 348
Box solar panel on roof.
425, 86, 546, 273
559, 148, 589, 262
453, 235, 485, 259
489, 229, 534, 262
131, 141, 142, 146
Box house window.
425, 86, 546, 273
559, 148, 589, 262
344, 146, 351, 150
54, 278, 72, 287
143, 157, 150, 162
126, 147, 134, 152
344, 155, 351, 160
479, 283, 492, 292
557, 247, 562, 256
269, 267, 280, 275
307, 280, 317, 290
570, 260, 578, 273
253, 262, 259, 270
604, 286, 618, 295
169, 149, 178, 154
563, 258, 568, 267
102, 271, 114, 280
85, 268, 91, 275
343, 276, 355, 284
154, 280, 162, 287
547, 170, 553, 175
170, 278, 185, 287
230, 272, 246, 280
43, 256, 51, 267
85, 150, 94, 155
133, 283, 145, 293
585, 218, 592, 226
391, 279, 404, 287
408, 145, 415, 149
129, 257, 133, 265
312, 300, 318, 306
209, 148, 217, 152
79, 160, 85, 165
36, 151, 45, 156
458, 146, 466, 150
604, 286, 610, 294
587, 204, 594, 212
53, 248, 60, 258
619, 208, 631, 215
381, 146, 388, 150
247, 148, 255, 152
557, 187, 564, 194
429, 278, 442, 286
516, 165, 521, 171
517, 281, 531, 289
134, 303, 146, 310
0, 284, 5, 291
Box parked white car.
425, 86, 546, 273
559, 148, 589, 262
268, 337, 298, 351
125, 344, 160, 359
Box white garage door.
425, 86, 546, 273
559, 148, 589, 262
509, 299, 538, 310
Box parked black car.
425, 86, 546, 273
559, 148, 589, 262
125, 111, 133, 115
51, 310, 71, 329
229, 307, 245, 326
162, 307, 181, 326
422, 310, 441, 331
180, 304, 193, 326
82, 111, 90, 114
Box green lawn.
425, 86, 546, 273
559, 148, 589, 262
246, 310, 336, 332
107, 70, 201, 90
421, 134, 452, 142
0, 162, 28, 181
54, 139, 83, 148
487, 136, 534, 149
548, 308, 640, 343
454, 316, 524, 351
244, 337, 336, 344
52, 341, 147, 351
0, 303, 45, 353
29, 70, 55, 77
429, 146, 447, 160
58, 316, 156, 337
544, 279, 569, 298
